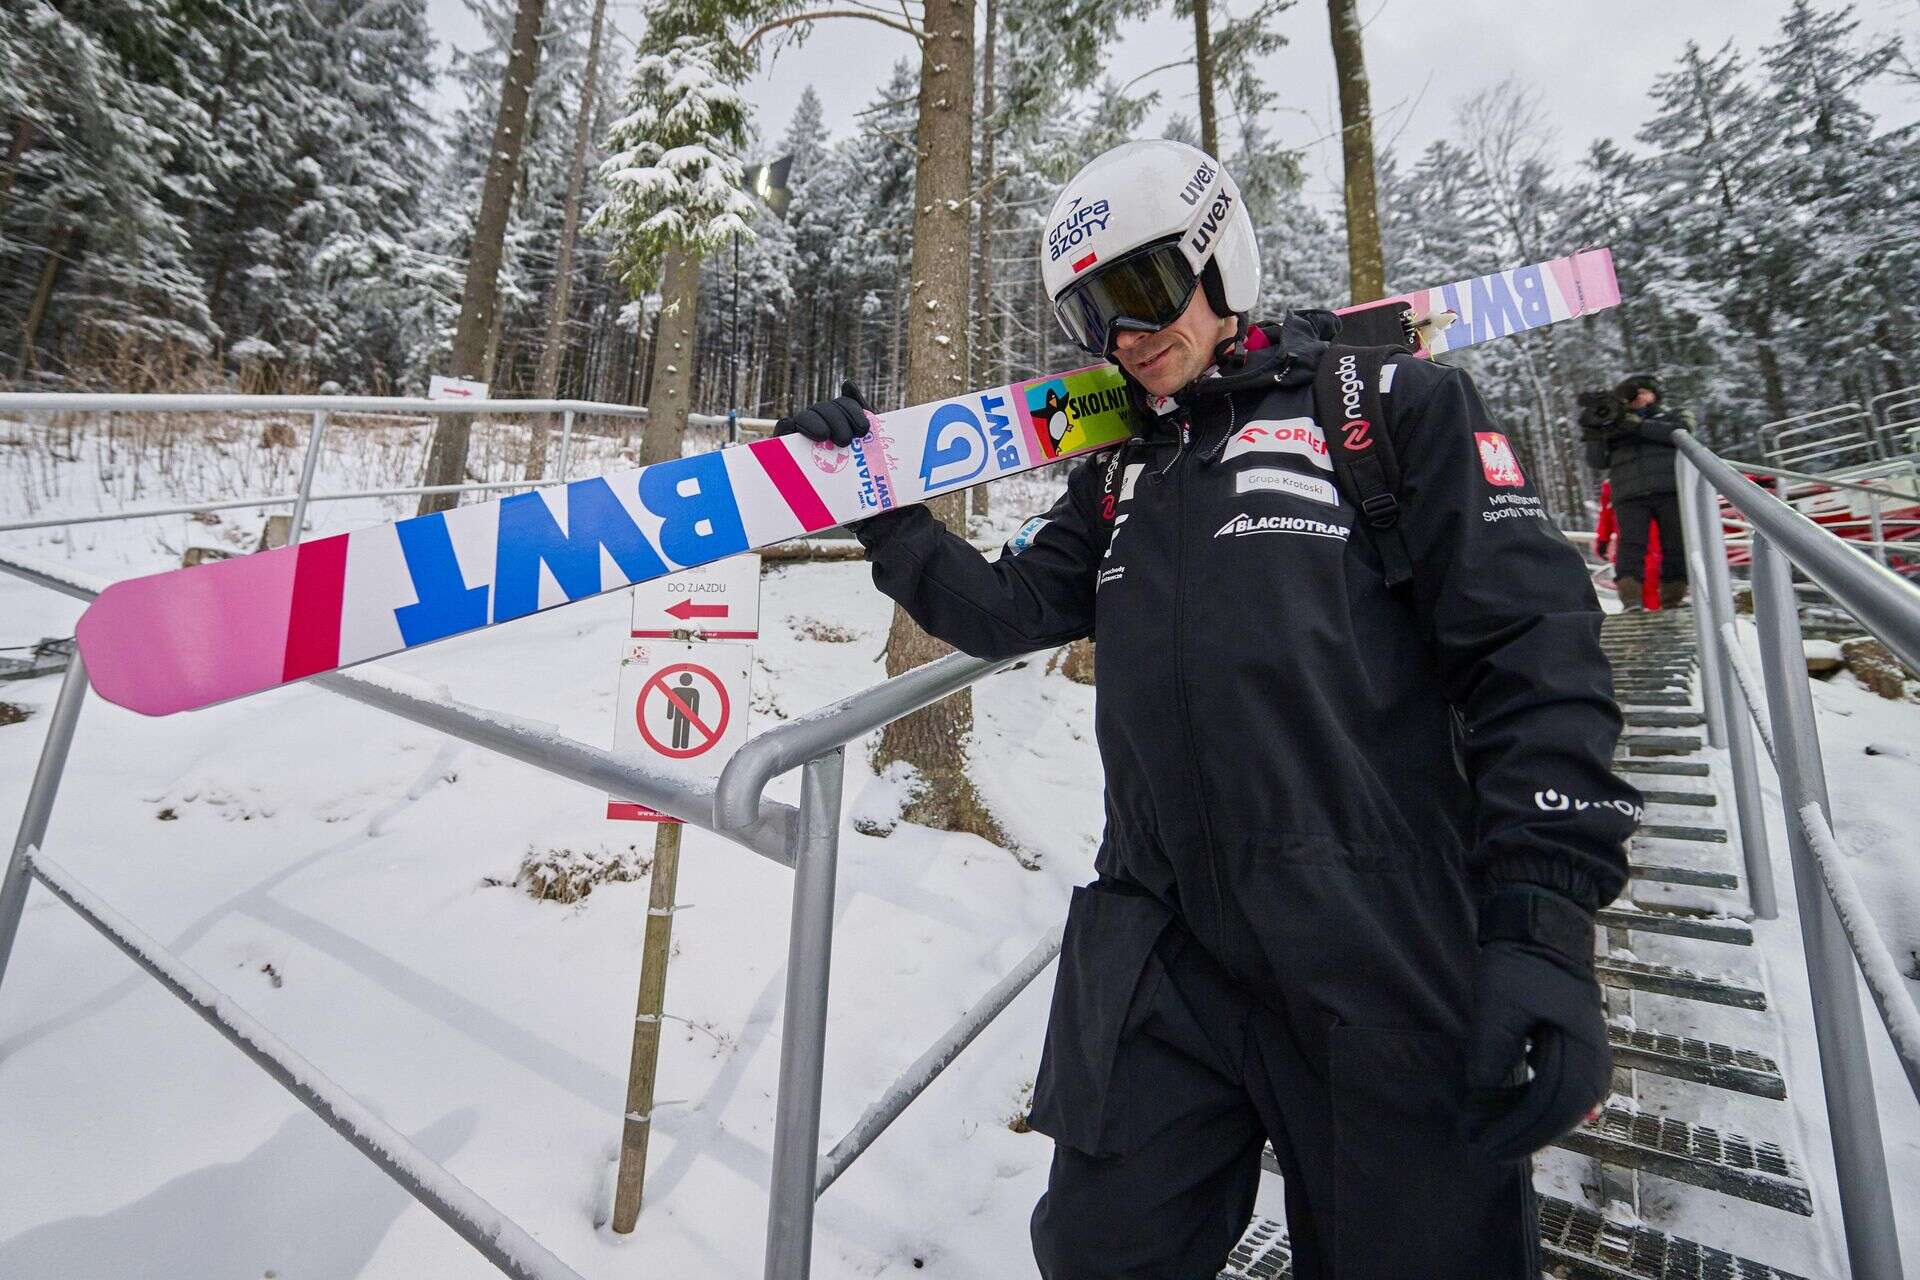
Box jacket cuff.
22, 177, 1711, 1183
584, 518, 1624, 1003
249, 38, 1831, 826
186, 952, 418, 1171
1482, 851, 1609, 913
1478, 885, 1595, 970
852, 504, 933, 553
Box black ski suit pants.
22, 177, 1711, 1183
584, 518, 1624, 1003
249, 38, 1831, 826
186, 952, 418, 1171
1029, 881, 1538, 1280
1614, 491, 1688, 586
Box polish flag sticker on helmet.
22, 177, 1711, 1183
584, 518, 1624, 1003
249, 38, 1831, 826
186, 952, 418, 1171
1221, 418, 1331, 471
1071, 251, 1097, 273
1475, 432, 1526, 487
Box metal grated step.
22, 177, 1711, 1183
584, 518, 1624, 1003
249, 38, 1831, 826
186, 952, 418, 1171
1595, 957, 1767, 1010
1555, 1105, 1812, 1214
1620, 735, 1704, 757
1218, 1215, 1292, 1279
1629, 862, 1740, 890
1538, 1194, 1809, 1279
1638, 824, 1729, 843
1618, 690, 1693, 707
1597, 906, 1752, 945
1625, 710, 1708, 729
1219, 1199, 1809, 1280
1607, 1025, 1785, 1099
1613, 759, 1712, 778
1638, 789, 1716, 807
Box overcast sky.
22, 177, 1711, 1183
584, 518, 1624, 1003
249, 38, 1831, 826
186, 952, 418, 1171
427, 0, 1919, 208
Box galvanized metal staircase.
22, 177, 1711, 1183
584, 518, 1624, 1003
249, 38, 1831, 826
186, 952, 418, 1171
1221, 608, 1820, 1279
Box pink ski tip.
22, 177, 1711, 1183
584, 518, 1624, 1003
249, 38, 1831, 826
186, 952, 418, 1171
76, 550, 301, 716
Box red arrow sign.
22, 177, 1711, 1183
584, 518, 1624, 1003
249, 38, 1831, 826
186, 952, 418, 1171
665, 599, 730, 621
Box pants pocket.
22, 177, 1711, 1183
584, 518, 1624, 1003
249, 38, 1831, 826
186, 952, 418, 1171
1329, 1025, 1536, 1280
1027, 880, 1174, 1157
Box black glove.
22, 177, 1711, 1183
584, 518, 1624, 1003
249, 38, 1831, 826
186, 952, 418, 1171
775, 381, 874, 448
1462, 886, 1612, 1162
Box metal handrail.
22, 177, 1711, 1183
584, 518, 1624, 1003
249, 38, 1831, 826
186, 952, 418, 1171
1675, 432, 1920, 1278
0, 392, 780, 538
715, 649, 1016, 829
1676, 432, 1920, 673
0, 547, 1046, 1280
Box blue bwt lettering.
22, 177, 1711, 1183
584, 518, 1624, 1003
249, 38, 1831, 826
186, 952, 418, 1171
394, 512, 491, 646
492, 478, 670, 623
637, 451, 749, 568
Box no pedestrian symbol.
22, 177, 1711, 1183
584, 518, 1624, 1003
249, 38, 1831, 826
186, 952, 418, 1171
637, 662, 731, 759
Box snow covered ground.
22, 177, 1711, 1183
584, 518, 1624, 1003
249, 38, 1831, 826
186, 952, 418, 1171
1, 411, 1917, 1277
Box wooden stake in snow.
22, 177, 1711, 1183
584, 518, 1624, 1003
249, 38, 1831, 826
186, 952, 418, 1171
612, 819, 684, 1232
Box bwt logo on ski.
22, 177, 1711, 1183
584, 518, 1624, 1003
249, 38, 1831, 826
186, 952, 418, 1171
919, 394, 1019, 492
1177, 161, 1216, 206
1048, 197, 1111, 265
1437, 264, 1555, 346
1188, 188, 1235, 255
393, 457, 748, 646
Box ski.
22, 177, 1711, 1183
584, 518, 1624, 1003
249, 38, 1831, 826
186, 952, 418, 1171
75, 248, 1619, 716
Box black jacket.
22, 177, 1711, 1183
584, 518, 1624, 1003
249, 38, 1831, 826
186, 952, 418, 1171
1600, 401, 1691, 501
859, 314, 1635, 998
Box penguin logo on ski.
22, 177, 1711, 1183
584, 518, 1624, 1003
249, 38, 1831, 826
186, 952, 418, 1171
1024, 378, 1074, 458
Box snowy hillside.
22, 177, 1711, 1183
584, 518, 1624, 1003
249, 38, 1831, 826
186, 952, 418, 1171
3, 412, 1919, 1277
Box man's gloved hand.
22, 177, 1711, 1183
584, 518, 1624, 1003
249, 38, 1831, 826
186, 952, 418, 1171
1462, 886, 1612, 1162
775, 381, 874, 448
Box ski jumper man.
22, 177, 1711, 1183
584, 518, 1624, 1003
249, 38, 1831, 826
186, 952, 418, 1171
1585, 375, 1691, 611
777, 141, 1640, 1279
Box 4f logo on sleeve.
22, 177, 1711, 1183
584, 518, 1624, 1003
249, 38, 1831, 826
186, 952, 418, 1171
1475, 432, 1526, 487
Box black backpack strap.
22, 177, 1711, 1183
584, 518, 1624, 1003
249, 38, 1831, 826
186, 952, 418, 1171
1314, 344, 1414, 591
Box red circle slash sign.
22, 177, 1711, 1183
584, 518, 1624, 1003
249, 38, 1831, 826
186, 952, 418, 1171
637, 662, 731, 759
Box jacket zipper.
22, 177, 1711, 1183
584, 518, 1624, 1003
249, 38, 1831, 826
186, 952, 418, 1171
1168, 404, 1232, 955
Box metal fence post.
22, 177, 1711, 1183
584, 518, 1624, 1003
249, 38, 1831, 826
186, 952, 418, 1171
1865, 491, 1889, 568
764, 750, 845, 1280
0, 654, 90, 998
1751, 535, 1905, 1278
1687, 465, 1777, 919
557, 410, 574, 481
1675, 458, 1728, 749
288, 410, 328, 545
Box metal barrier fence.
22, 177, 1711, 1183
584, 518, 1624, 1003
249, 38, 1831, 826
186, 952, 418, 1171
0, 393, 778, 538
1674, 435, 1920, 1280
0, 549, 1020, 1280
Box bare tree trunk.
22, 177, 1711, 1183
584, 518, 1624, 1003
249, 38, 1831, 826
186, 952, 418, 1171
876, 0, 1000, 843
1193, 0, 1218, 159
15, 224, 69, 378
1, 118, 35, 220
529, 0, 609, 479
972, 0, 999, 521
419, 0, 549, 514
640, 247, 702, 466
1327, 0, 1384, 303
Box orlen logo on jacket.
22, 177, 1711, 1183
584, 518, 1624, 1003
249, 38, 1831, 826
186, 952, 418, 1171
1221, 418, 1332, 471
1475, 432, 1526, 487
1334, 352, 1371, 452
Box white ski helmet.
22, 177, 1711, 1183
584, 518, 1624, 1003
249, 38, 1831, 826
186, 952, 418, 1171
1041, 139, 1261, 355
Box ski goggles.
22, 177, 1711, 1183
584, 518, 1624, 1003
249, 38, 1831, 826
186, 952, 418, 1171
1053, 239, 1199, 356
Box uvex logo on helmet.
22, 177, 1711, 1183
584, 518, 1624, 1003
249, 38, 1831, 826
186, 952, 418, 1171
1188, 189, 1236, 256
1177, 162, 1216, 206
1335, 353, 1372, 451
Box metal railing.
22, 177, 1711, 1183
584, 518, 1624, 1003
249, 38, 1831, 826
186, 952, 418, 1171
0, 550, 1030, 1280
9, 423, 1920, 1277
0, 393, 778, 538
1674, 434, 1920, 1280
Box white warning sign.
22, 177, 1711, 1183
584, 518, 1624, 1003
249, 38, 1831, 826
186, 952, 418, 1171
607, 640, 753, 822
